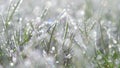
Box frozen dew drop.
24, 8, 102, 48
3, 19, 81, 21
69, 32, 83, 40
65, 54, 72, 59
60, 9, 67, 19
52, 46, 55, 51
10, 62, 14, 66
11, 6, 15, 10
118, 47, 120, 52
13, 3, 18, 8
46, 1, 52, 8
2, 28, 5, 32
96, 55, 102, 60
19, 18, 22, 22
115, 59, 120, 65
56, 61, 59, 64
43, 50, 47, 57
80, 10, 85, 16
8, 22, 11, 25
108, 59, 112, 63
39, 30, 44, 33
10, 0, 13, 2
12, 57, 17, 63
101, 0, 108, 7
74, 26, 77, 30
33, 6, 40, 16
25, 59, 31, 66
76, 10, 85, 18
26, 22, 30, 26
113, 39, 117, 44
83, 51, 86, 54
78, 10, 85, 17
10, 50, 14, 53
45, 56, 55, 67
20, 0, 23, 4
57, 8, 63, 13
46, 19, 54, 24
93, 31, 97, 37
108, 44, 112, 49
35, 17, 41, 22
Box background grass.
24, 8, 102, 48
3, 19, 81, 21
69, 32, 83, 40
0, 0, 120, 68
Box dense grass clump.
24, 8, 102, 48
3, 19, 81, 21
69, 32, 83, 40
0, 0, 120, 68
